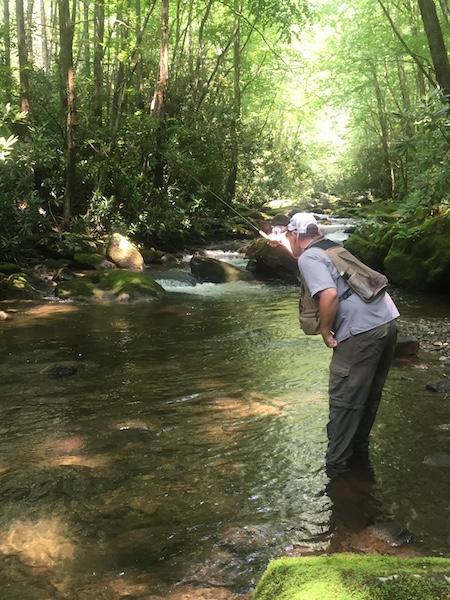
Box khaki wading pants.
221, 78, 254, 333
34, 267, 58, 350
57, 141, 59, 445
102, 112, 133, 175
326, 320, 398, 467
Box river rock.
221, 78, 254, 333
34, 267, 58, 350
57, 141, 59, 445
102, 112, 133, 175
73, 252, 116, 270
0, 272, 46, 301
55, 269, 165, 302
106, 233, 144, 270
423, 453, 450, 468
42, 362, 79, 378
394, 335, 419, 357
190, 255, 253, 283
366, 522, 413, 547
426, 379, 450, 394
245, 238, 298, 283
53, 267, 75, 282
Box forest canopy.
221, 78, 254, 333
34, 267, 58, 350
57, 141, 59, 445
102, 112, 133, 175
1, 0, 450, 255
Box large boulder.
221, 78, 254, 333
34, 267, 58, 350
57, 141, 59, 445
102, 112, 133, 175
245, 238, 298, 283
344, 223, 394, 272
384, 212, 450, 292
190, 255, 253, 283
55, 269, 165, 302
106, 233, 144, 270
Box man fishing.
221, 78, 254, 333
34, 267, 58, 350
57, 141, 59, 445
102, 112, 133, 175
266, 213, 399, 476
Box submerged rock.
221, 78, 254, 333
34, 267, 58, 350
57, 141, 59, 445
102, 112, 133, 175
42, 362, 79, 378
426, 380, 450, 394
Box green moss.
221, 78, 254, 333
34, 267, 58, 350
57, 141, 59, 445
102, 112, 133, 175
73, 252, 107, 267
56, 269, 165, 301
0, 272, 44, 300
384, 212, 450, 290
344, 224, 393, 272
254, 555, 450, 600
0, 263, 22, 275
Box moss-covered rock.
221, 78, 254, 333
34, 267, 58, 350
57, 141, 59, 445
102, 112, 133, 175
73, 252, 115, 270
0, 272, 47, 300
253, 554, 450, 600
344, 223, 394, 272
55, 269, 165, 301
384, 212, 450, 291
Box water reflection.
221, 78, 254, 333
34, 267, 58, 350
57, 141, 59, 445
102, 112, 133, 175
0, 277, 448, 598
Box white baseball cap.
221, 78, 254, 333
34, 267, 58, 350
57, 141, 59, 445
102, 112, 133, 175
287, 212, 319, 235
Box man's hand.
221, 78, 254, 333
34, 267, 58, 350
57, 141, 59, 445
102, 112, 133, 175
322, 331, 338, 348
318, 287, 339, 348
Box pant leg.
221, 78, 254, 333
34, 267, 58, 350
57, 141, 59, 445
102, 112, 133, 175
326, 321, 397, 467
353, 320, 397, 451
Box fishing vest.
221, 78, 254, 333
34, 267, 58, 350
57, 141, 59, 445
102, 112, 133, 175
298, 238, 388, 335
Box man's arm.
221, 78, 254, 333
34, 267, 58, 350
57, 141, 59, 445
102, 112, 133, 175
318, 287, 339, 348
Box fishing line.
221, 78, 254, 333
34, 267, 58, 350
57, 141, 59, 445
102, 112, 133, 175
171, 159, 269, 238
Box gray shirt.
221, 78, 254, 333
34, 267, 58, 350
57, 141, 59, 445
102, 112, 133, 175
298, 245, 400, 343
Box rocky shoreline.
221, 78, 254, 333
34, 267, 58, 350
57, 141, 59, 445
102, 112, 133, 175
397, 316, 450, 364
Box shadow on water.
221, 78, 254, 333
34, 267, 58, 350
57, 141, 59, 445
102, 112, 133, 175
0, 272, 449, 598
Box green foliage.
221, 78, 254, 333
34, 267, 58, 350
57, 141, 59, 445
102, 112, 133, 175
391, 90, 450, 223
0, 105, 55, 261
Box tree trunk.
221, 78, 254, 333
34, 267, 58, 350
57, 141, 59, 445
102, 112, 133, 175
93, 0, 105, 125
16, 0, 31, 119
59, 0, 77, 229
418, 0, 450, 99
225, 0, 241, 203
3, 0, 12, 101
372, 67, 393, 197
25, 0, 34, 57
77, 0, 91, 75
151, 0, 169, 190
135, 0, 144, 106
40, 0, 51, 74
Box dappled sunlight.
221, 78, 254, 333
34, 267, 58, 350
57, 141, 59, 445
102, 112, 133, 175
0, 517, 76, 568
35, 435, 113, 470
208, 396, 287, 417
5, 303, 82, 326
50, 454, 112, 469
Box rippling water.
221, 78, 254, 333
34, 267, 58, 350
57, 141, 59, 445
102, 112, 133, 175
0, 256, 449, 598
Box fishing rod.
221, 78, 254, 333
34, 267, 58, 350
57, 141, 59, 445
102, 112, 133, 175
172, 160, 270, 239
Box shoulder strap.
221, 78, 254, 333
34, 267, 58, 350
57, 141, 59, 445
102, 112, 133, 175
303, 238, 356, 301
306, 237, 340, 252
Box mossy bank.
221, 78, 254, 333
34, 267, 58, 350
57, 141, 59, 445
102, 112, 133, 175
253, 554, 450, 600
345, 209, 450, 293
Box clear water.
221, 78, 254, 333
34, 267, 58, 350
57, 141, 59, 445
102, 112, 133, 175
0, 261, 449, 598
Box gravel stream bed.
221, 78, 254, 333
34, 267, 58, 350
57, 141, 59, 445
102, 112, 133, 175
398, 316, 450, 364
